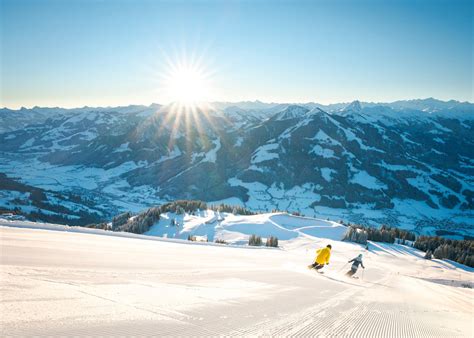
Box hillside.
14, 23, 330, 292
1, 218, 472, 336
143, 210, 348, 244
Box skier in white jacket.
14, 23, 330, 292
347, 254, 365, 276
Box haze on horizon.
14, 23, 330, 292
1, 0, 473, 109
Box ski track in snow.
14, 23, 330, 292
1, 222, 472, 337
237, 272, 464, 337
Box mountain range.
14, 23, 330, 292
0, 98, 473, 238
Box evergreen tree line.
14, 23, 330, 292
383, 225, 417, 242
111, 211, 132, 230
343, 227, 369, 244
266, 236, 279, 247
159, 200, 207, 214
414, 236, 474, 268
248, 234, 278, 247
248, 234, 263, 246
209, 203, 256, 215
28, 208, 104, 226
344, 224, 416, 244
343, 223, 473, 268
113, 207, 161, 234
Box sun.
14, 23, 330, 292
147, 51, 232, 157
164, 62, 212, 106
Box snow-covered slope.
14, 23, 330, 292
144, 210, 348, 244
1, 219, 472, 336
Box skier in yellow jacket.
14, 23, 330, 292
309, 244, 332, 270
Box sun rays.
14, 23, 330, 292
144, 50, 229, 157
160, 49, 216, 107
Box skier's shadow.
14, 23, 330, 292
316, 273, 365, 288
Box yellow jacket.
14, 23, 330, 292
315, 247, 331, 265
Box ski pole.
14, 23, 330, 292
338, 262, 350, 273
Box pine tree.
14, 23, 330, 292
249, 234, 262, 246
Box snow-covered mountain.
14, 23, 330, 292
0, 98, 473, 237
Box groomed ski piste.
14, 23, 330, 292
1, 211, 473, 337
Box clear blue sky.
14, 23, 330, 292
1, 0, 472, 108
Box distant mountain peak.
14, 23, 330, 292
308, 106, 328, 115
273, 105, 309, 121
343, 100, 362, 113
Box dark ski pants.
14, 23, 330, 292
311, 263, 325, 270
346, 266, 357, 276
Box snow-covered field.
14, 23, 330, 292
1, 215, 473, 337
144, 211, 348, 245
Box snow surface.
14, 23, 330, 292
310, 129, 341, 146
1, 215, 472, 336
310, 145, 336, 158
227, 179, 322, 214
251, 143, 279, 163
113, 142, 131, 153
201, 138, 221, 163
320, 167, 335, 182
350, 170, 388, 190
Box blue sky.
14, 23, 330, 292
1, 0, 472, 108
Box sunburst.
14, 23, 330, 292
148, 51, 226, 155
166, 64, 209, 105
